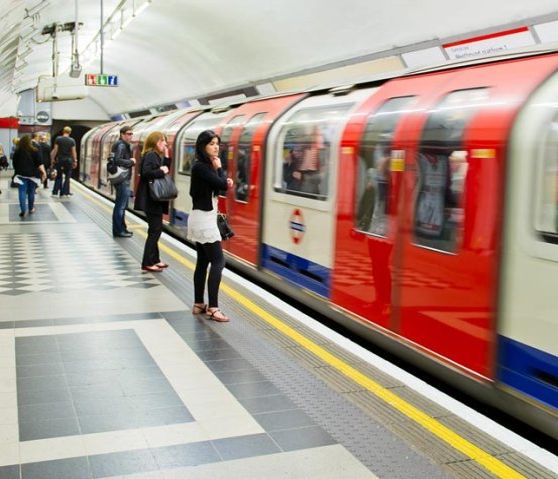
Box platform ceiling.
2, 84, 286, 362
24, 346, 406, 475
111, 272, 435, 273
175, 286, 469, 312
1, 0, 557, 118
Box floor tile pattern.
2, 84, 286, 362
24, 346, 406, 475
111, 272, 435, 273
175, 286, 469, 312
16, 329, 193, 441
8, 204, 58, 222
0, 231, 159, 295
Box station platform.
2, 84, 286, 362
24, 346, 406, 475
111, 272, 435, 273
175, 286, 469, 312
0, 177, 556, 479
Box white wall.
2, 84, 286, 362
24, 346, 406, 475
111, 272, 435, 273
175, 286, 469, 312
50, 96, 110, 121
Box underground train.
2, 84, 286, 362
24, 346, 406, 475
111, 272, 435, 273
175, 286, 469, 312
80, 47, 558, 438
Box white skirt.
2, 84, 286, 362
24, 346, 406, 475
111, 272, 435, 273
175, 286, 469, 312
187, 199, 221, 244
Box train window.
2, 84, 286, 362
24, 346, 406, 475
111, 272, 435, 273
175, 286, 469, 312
534, 111, 558, 241
218, 115, 246, 195
355, 96, 415, 236
414, 88, 489, 253
176, 117, 229, 175
236, 113, 266, 202
275, 104, 351, 200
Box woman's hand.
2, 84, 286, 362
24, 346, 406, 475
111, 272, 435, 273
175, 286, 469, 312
211, 156, 222, 170
160, 165, 169, 174
226, 178, 233, 188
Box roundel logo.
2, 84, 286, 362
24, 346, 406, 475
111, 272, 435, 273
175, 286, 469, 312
289, 208, 305, 244
36, 111, 50, 123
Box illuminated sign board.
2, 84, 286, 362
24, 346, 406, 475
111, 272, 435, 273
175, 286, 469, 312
85, 74, 118, 86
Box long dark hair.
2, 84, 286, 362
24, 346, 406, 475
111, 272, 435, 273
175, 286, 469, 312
195, 130, 220, 164
17, 135, 37, 153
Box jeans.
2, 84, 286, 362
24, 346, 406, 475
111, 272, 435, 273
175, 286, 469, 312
17, 178, 36, 214
52, 159, 72, 195
112, 181, 130, 235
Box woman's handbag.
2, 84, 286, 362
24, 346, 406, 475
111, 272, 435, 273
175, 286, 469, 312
217, 213, 234, 240
148, 175, 178, 201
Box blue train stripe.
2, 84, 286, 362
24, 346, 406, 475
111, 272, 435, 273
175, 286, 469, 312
498, 336, 558, 409
171, 208, 189, 226
261, 244, 330, 298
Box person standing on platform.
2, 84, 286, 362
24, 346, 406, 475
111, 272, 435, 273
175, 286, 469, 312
50, 126, 77, 197
187, 130, 233, 322
0, 144, 6, 195
9, 137, 19, 187
111, 126, 136, 237
13, 135, 46, 217
10, 137, 19, 168
134, 131, 171, 272
38, 134, 52, 188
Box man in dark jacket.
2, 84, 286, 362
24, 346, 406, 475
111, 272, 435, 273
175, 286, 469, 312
112, 126, 136, 237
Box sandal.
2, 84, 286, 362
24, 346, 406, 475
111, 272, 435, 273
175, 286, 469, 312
206, 308, 229, 322
192, 303, 207, 314
141, 265, 162, 273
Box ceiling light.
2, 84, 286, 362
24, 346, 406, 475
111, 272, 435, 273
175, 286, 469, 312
135, 0, 151, 17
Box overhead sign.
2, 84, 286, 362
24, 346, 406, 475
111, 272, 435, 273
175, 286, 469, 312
85, 73, 119, 87
443, 27, 535, 61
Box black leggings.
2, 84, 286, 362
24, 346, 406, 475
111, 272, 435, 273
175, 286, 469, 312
142, 212, 163, 267
194, 241, 225, 308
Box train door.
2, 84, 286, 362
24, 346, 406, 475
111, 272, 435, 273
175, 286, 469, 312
214, 114, 247, 215
221, 95, 305, 266
88, 123, 117, 190
172, 108, 240, 233
332, 74, 450, 330
263, 89, 373, 298
79, 126, 100, 183
164, 111, 203, 229
395, 82, 498, 379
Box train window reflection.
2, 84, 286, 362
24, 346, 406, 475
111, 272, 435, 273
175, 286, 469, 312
355, 96, 415, 236
414, 88, 488, 253
535, 114, 558, 238
276, 105, 352, 200
219, 116, 246, 188
176, 117, 229, 175
236, 113, 266, 202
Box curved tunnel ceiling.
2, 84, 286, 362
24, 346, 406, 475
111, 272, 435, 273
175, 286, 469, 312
1, 0, 558, 117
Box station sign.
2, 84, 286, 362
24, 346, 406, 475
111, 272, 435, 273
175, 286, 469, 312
36, 111, 50, 123
85, 73, 119, 87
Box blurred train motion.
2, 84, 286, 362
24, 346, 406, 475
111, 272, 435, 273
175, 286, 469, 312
80, 48, 558, 438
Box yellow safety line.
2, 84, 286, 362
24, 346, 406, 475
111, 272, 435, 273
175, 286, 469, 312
76, 186, 526, 479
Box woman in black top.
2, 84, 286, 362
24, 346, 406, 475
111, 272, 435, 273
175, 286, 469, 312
134, 131, 171, 272
13, 135, 46, 217
188, 130, 233, 322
